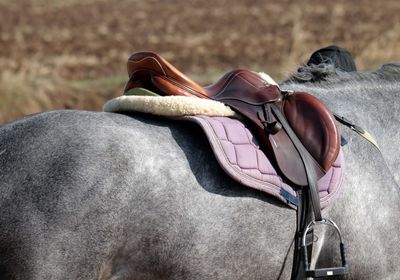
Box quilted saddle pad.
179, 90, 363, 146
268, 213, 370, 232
181, 115, 344, 209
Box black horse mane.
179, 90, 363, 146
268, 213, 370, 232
286, 61, 400, 84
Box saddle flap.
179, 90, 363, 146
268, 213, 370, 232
266, 128, 325, 186
283, 93, 340, 171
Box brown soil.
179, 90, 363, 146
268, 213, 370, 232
0, 0, 399, 123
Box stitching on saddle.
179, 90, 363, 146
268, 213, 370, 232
197, 117, 281, 190
219, 131, 279, 176
242, 125, 262, 170
319, 165, 344, 205
129, 56, 167, 75
237, 74, 261, 89
162, 76, 206, 98
326, 165, 335, 195
212, 71, 243, 99
256, 149, 261, 173
217, 119, 229, 140
220, 121, 236, 163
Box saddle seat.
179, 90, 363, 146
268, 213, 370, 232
124, 51, 340, 187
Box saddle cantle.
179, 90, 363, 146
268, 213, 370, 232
123, 51, 340, 186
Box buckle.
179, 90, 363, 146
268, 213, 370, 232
257, 105, 282, 135
302, 218, 349, 278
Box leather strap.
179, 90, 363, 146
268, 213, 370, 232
291, 190, 314, 280
270, 104, 322, 220
269, 104, 322, 280
334, 113, 380, 150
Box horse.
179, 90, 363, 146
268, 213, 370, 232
0, 62, 399, 279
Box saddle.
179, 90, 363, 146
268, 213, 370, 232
124, 51, 340, 187
122, 51, 348, 279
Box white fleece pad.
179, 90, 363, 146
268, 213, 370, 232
103, 95, 237, 117
257, 72, 278, 86
103, 72, 278, 117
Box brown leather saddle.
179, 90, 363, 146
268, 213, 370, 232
123, 51, 348, 279
124, 51, 340, 187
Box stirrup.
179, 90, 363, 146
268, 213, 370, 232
302, 218, 349, 278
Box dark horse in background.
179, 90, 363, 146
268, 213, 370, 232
0, 47, 399, 279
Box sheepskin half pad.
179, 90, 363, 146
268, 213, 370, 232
103, 95, 237, 117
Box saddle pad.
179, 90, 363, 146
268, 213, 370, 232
103, 94, 236, 117
181, 115, 344, 209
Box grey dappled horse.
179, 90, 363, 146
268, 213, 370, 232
0, 63, 399, 280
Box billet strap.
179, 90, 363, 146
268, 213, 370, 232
334, 113, 380, 150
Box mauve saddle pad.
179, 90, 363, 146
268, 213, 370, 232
181, 115, 345, 209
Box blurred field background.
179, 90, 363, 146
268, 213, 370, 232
1, 0, 399, 124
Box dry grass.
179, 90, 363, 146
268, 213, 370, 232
0, 0, 399, 124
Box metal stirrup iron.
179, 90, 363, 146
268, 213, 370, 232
302, 219, 349, 278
